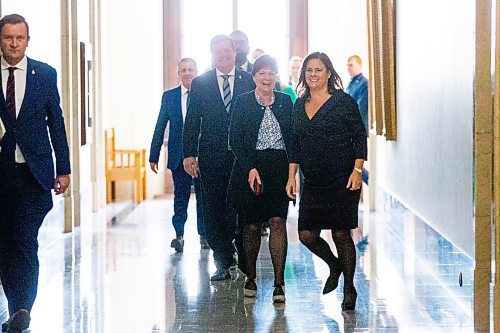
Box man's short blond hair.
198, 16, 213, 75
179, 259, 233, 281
348, 55, 362, 66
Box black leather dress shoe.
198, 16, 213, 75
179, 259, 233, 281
199, 238, 210, 249
210, 267, 231, 281
170, 237, 184, 253
4, 309, 30, 333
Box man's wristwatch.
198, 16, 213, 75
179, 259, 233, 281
354, 167, 362, 174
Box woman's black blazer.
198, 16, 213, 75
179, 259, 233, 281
228, 90, 294, 210
229, 90, 294, 175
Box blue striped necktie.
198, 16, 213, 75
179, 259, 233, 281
221, 75, 231, 112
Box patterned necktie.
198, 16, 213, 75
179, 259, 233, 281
186, 90, 190, 108
221, 75, 231, 112
6, 67, 17, 120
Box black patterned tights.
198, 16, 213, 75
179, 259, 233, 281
298, 229, 356, 290
243, 217, 287, 286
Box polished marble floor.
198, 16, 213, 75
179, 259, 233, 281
0, 192, 474, 332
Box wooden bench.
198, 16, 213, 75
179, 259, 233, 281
105, 128, 146, 204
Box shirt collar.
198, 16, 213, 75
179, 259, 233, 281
351, 73, 363, 81
181, 84, 189, 95
1, 55, 27, 71
216, 67, 235, 77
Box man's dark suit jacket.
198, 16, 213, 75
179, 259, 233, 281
183, 68, 255, 168
346, 73, 368, 136
149, 85, 185, 170
0, 58, 71, 191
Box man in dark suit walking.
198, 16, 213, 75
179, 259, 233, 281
0, 14, 71, 333
149, 58, 208, 253
183, 35, 255, 281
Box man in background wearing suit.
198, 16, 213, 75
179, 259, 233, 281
149, 58, 208, 253
183, 35, 255, 281
346, 55, 368, 136
0, 14, 71, 333
230, 30, 253, 73
346, 55, 369, 186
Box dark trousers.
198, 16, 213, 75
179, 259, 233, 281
199, 152, 236, 268
171, 163, 204, 238
0, 164, 52, 314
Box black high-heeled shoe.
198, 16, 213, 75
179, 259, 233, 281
341, 287, 357, 311
322, 261, 343, 295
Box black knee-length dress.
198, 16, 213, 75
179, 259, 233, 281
289, 90, 368, 231
228, 91, 294, 225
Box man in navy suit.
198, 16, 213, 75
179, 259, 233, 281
149, 58, 207, 253
346, 55, 368, 136
0, 14, 71, 333
183, 35, 255, 281
346, 55, 369, 186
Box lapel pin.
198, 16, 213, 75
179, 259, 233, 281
238, 75, 242, 79
32, 69, 36, 75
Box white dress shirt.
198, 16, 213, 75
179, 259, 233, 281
180, 84, 189, 122
240, 61, 250, 72
164, 84, 190, 145
0, 55, 28, 163
216, 67, 236, 102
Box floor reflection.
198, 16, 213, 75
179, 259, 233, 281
0, 194, 474, 332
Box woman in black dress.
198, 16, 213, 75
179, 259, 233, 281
229, 55, 293, 303
286, 52, 367, 310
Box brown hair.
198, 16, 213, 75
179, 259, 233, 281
252, 54, 278, 76
178, 57, 197, 68
297, 52, 343, 100
0, 14, 29, 37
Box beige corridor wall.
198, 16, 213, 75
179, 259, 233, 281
1, 3, 62, 75
101, 0, 164, 198
308, 0, 368, 86
376, 0, 474, 256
